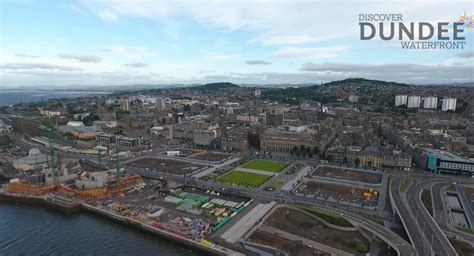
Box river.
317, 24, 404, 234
0, 203, 203, 255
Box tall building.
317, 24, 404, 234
394, 95, 408, 106
120, 100, 129, 111
156, 97, 166, 109
441, 98, 457, 112
254, 89, 261, 97
423, 96, 438, 109
407, 96, 421, 108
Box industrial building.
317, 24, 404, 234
441, 98, 457, 112
13, 148, 49, 171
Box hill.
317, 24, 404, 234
313, 78, 410, 88
193, 82, 239, 91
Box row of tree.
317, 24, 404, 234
290, 145, 320, 158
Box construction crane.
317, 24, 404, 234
47, 121, 58, 185
114, 143, 122, 195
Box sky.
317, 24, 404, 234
0, 0, 473, 88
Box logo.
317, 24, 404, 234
359, 12, 470, 50
459, 11, 473, 30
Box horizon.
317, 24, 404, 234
1, 0, 473, 87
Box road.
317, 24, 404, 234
391, 177, 457, 256
431, 181, 474, 244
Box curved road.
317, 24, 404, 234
391, 177, 457, 256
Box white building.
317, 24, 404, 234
67, 121, 84, 127
254, 89, 261, 97
442, 98, 457, 112
407, 96, 421, 108
394, 95, 408, 107
348, 95, 359, 103
423, 96, 438, 109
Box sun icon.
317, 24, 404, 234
459, 11, 473, 30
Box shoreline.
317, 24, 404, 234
0, 193, 230, 256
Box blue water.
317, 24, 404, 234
0, 203, 203, 255
0, 90, 110, 106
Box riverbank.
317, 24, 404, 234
0, 193, 235, 255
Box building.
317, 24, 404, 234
96, 133, 116, 144
260, 129, 316, 152
39, 109, 61, 118
116, 136, 140, 148
394, 95, 408, 107
120, 100, 130, 111
266, 112, 284, 126
441, 98, 457, 112
423, 96, 438, 109
425, 148, 474, 176
13, 148, 49, 171
67, 121, 84, 127
156, 97, 166, 109
348, 95, 359, 103
194, 129, 217, 147
254, 89, 261, 97
68, 126, 101, 140
75, 171, 109, 190
407, 96, 421, 108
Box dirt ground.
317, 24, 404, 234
312, 166, 382, 184
261, 207, 370, 255
125, 157, 206, 175
189, 151, 230, 162
248, 229, 329, 256
297, 180, 378, 206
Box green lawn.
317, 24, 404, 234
242, 159, 288, 173
271, 179, 287, 189
218, 170, 272, 188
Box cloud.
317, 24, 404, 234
207, 54, 241, 61
70, 5, 89, 16
97, 10, 118, 21
102, 46, 150, 59
273, 46, 349, 59
0, 63, 83, 71
58, 54, 102, 63
300, 62, 474, 84
249, 34, 318, 45
457, 51, 474, 59
124, 62, 148, 68
245, 60, 271, 65
15, 53, 38, 58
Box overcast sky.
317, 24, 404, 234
0, 0, 473, 87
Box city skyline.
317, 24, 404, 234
0, 0, 473, 87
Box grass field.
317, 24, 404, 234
242, 159, 288, 173
218, 170, 272, 188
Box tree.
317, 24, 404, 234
354, 158, 360, 166
183, 104, 191, 112
313, 146, 320, 155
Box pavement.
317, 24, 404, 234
220, 201, 276, 243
